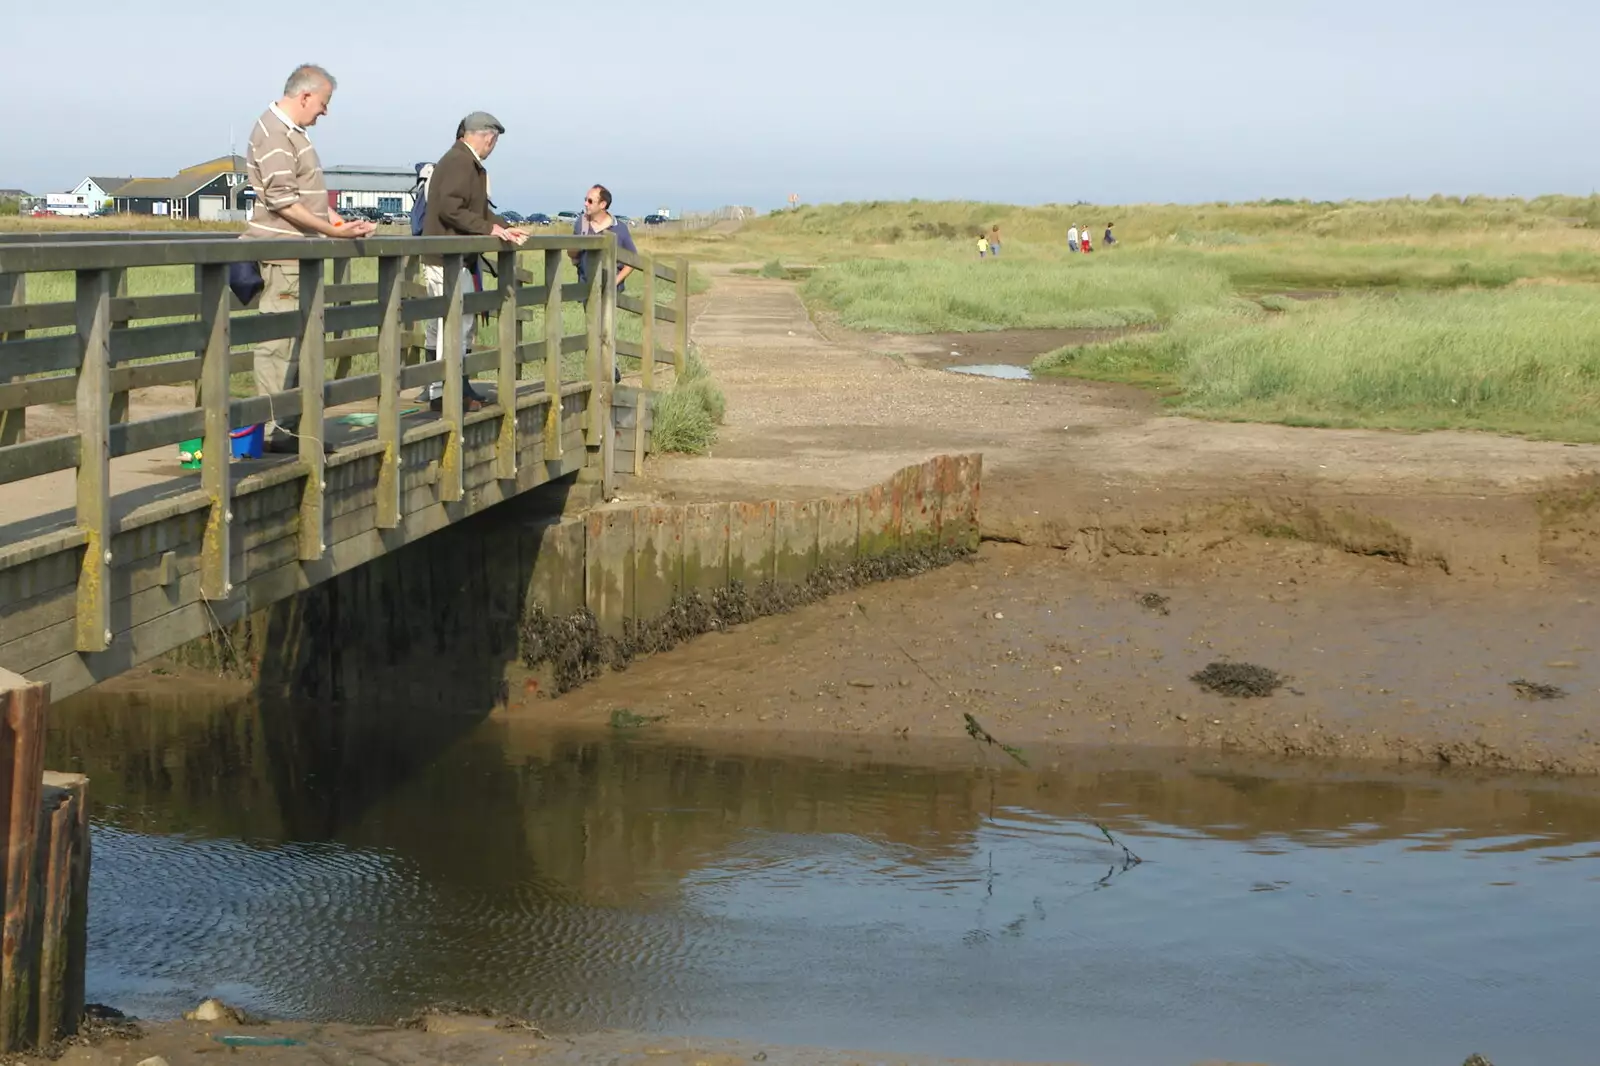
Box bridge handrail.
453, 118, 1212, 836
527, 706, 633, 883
0, 232, 691, 656
0, 234, 607, 274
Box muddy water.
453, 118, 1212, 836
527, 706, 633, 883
48, 693, 1600, 1066
946, 364, 1033, 380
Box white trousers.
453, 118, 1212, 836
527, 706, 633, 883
422, 264, 475, 355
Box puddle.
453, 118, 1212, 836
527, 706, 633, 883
946, 363, 1032, 380
48, 694, 1600, 1066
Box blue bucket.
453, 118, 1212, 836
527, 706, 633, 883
230, 424, 264, 459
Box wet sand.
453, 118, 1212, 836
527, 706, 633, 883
521, 542, 1600, 775
46, 1015, 1093, 1066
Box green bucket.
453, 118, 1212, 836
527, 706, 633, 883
178, 437, 203, 470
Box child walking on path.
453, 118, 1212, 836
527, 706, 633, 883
977, 233, 990, 259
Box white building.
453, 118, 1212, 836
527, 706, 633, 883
324, 166, 419, 215
45, 176, 129, 216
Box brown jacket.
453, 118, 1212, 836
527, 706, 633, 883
422, 140, 503, 264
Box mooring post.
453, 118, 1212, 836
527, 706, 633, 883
375, 254, 404, 529
297, 256, 327, 561
35, 771, 88, 1049
0, 272, 26, 446
543, 247, 564, 465
495, 248, 520, 482
439, 252, 466, 503
73, 268, 112, 652
0, 669, 46, 1050
0, 671, 89, 1054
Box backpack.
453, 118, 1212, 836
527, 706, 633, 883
409, 185, 427, 236
409, 164, 433, 236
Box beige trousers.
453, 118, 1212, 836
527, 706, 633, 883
422, 263, 476, 355
253, 261, 300, 439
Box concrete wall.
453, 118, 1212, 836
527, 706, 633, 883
573, 452, 980, 638
163, 454, 981, 709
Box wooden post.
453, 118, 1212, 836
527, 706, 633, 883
402, 256, 425, 367
375, 255, 404, 529
35, 773, 88, 1048
439, 253, 465, 503
0, 670, 46, 1051
330, 258, 353, 380
543, 248, 564, 462
0, 273, 25, 446
495, 248, 519, 481
197, 263, 232, 602
584, 245, 604, 447
600, 237, 618, 499
107, 270, 130, 427
74, 269, 112, 653
675, 255, 690, 376
297, 257, 326, 561
640, 255, 656, 392
631, 391, 646, 476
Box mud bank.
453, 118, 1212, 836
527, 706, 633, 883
523, 542, 1600, 775
35, 1014, 1096, 1066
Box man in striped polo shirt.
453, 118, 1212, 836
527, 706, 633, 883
245, 64, 374, 453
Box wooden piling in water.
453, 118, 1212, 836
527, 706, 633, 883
0, 669, 88, 1052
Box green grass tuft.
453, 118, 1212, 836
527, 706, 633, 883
650, 347, 725, 454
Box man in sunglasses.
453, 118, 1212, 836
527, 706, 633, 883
568, 185, 635, 294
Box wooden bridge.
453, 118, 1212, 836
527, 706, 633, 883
0, 231, 689, 701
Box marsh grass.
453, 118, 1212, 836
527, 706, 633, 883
800, 256, 1233, 333
1035, 288, 1600, 440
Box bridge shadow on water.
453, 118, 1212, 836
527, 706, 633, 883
56, 474, 589, 848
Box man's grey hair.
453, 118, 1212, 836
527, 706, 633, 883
284, 64, 336, 96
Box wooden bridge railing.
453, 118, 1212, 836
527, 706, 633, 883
0, 233, 689, 668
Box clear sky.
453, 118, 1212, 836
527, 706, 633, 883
3, 0, 1595, 214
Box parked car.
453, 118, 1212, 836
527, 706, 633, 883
501, 210, 524, 224
556, 210, 579, 221
525, 213, 552, 226
641, 214, 670, 225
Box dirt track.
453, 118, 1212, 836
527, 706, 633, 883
642, 268, 1600, 582
530, 268, 1600, 774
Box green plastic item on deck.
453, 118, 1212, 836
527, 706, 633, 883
340, 407, 421, 427
178, 437, 203, 470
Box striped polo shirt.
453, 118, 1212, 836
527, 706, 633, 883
245, 103, 329, 239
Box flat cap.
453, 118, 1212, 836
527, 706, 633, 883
461, 111, 505, 134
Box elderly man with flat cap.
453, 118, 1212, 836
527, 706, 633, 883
420, 111, 528, 410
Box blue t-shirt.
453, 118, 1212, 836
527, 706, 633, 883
574, 217, 636, 292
